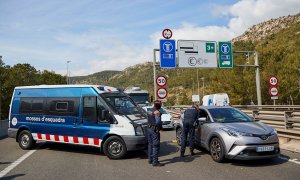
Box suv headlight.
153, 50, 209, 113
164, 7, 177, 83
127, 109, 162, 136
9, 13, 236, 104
271, 129, 277, 135
220, 127, 253, 137
135, 126, 144, 136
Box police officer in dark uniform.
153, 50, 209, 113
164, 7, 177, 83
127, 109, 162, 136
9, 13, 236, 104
147, 100, 164, 166
180, 104, 199, 157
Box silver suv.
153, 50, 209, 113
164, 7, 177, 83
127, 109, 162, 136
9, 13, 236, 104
176, 106, 280, 162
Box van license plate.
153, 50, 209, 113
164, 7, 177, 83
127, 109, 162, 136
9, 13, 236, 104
256, 146, 274, 152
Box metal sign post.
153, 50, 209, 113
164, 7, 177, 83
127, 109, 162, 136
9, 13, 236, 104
234, 51, 262, 105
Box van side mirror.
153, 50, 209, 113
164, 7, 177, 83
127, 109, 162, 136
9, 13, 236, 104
150, 96, 153, 103
98, 109, 109, 122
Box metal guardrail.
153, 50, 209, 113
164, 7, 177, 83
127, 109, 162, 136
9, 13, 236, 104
166, 105, 300, 140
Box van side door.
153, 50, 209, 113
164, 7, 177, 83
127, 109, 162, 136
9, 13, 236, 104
76, 96, 114, 145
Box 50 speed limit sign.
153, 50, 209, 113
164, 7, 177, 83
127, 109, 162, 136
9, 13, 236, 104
156, 75, 167, 87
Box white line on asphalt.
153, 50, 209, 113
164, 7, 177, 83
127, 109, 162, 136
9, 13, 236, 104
279, 156, 300, 165
0, 149, 36, 178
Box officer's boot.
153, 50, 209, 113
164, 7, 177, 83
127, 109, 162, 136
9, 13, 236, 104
152, 147, 164, 167
190, 149, 195, 157
180, 151, 185, 158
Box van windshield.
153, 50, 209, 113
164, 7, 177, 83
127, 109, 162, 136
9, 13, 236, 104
102, 93, 145, 118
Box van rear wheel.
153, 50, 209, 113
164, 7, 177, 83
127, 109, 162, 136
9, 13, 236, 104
18, 130, 36, 150
103, 136, 127, 159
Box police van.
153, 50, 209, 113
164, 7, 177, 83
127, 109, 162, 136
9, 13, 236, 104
8, 85, 148, 159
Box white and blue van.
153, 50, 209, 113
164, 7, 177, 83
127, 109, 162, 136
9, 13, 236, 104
8, 85, 148, 159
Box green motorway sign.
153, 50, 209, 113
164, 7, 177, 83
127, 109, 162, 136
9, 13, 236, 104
218, 42, 233, 68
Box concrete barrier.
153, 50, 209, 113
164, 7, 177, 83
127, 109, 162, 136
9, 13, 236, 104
0, 120, 8, 138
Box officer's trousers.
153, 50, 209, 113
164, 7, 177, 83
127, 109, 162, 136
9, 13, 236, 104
147, 127, 160, 164
180, 122, 195, 154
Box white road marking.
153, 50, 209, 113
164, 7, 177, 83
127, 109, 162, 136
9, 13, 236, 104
0, 150, 36, 178
279, 156, 300, 165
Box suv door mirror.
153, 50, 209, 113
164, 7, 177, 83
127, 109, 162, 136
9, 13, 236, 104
198, 117, 207, 122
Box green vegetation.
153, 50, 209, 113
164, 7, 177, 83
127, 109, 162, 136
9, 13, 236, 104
0, 62, 66, 119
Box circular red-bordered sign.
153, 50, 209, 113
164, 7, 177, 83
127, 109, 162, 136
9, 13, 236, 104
156, 75, 167, 87
156, 88, 168, 99
268, 76, 278, 86
162, 28, 172, 39
269, 86, 278, 96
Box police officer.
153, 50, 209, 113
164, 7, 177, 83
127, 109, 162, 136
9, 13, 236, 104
147, 100, 164, 166
180, 104, 199, 157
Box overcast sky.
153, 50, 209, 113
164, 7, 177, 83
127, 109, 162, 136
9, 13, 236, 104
0, 0, 299, 76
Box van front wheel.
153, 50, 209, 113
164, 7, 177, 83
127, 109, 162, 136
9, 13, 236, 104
103, 136, 127, 159
18, 130, 36, 150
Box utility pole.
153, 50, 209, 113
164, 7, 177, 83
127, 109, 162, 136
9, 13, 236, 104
234, 51, 262, 105
197, 69, 200, 100
67, 61, 71, 84
0, 56, 2, 119
201, 77, 205, 98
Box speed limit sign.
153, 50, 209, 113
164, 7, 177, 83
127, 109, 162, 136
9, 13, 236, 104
156, 75, 167, 87
268, 76, 278, 86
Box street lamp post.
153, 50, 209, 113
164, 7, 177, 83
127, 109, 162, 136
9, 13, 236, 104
0, 56, 2, 119
201, 77, 205, 98
67, 61, 71, 84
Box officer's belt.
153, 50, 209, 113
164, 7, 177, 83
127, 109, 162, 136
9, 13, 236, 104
148, 124, 157, 128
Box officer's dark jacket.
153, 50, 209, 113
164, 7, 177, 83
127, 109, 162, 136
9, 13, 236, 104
183, 107, 199, 125
147, 110, 162, 129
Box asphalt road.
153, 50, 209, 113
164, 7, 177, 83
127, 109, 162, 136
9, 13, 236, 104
0, 130, 300, 180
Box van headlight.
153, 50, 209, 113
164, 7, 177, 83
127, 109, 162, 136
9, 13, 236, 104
135, 126, 144, 136
220, 127, 253, 137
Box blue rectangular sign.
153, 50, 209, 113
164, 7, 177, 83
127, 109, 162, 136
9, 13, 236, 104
160, 39, 176, 68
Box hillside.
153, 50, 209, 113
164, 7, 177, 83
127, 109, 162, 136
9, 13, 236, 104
71, 70, 121, 84
233, 13, 300, 42
72, 14, 300, 106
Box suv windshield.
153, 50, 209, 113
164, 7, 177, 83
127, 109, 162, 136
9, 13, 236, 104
102, 93, 144, 116
208, 108, 253, 123
129, 94, 149, 104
